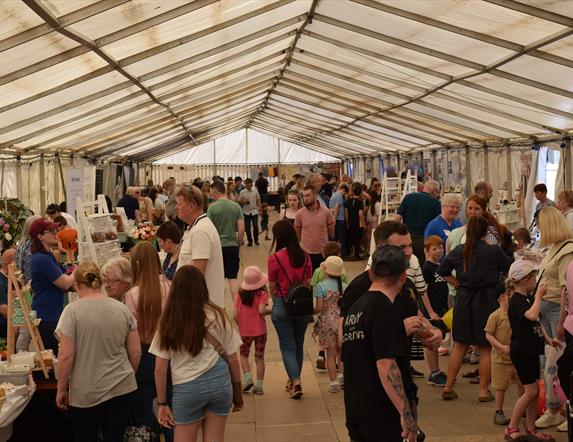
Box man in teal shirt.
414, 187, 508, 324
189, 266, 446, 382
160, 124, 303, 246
207, 180, 245, 301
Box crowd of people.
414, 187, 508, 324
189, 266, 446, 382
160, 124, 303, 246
2, 171, 573, 442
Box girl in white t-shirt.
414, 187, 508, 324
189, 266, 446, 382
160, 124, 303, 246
150, 265, 243, 442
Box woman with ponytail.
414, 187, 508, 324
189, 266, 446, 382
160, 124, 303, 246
438, 216, 513, 402
125, 241, 171, 431
313, 255, 347, 393
55, 261, 141, 441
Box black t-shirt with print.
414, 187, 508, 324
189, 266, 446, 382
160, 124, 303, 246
508, 292, 545, 356
344, 197, 364, 229
422, 260, 449, 316
342, 290, 417, 424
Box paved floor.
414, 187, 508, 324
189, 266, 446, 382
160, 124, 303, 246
223, 233, 567, 442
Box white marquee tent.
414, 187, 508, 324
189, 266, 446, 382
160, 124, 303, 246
1, 0, 573, 216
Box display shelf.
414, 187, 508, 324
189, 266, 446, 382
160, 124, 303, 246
76, 195, 122, 267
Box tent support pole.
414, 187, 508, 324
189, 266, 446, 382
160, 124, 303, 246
39, 155, 46, 214
16, 158, 22, 201
245, 128, 249, 168
431, 150, 438, 181
465, 147, 471, 196
506, 146, 513, 200
54, 159, 59, 204
561, 138, 573, 189
483, 147, 489, 183
212, 140, 216, 180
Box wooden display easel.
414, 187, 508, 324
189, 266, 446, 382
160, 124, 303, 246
6, 264, 50, 379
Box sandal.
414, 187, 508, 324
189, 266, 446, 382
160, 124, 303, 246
285, 380, 292, 392
504, 426, 520, 441
526, 429, 555, 442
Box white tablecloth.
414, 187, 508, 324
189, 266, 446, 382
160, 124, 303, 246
0, 383, 36, 441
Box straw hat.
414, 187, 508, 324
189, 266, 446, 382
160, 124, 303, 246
320, 256, 345, 277
241, 266, 268, 291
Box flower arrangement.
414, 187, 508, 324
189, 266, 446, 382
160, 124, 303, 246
130, 223, 157, 242
0, 199, 33, 251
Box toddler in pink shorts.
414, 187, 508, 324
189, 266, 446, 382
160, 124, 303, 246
236, 266, 271, 394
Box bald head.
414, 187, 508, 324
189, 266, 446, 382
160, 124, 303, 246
423, 180, 440, 198
2, 249, 15, 272
474, 181, 493, 202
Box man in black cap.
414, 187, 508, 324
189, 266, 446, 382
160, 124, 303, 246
343, 245, 418, 442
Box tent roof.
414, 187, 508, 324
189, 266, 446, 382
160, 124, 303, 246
1, 0, 572, 162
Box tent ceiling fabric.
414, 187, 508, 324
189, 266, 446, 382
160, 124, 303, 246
1, 0, 573, 162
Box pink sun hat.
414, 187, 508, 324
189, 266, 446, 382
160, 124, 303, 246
241, 266, 268, 291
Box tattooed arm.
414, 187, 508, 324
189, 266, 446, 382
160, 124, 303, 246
377, 358, 417, 442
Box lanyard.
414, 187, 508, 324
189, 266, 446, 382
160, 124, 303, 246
187, 214, 207, 231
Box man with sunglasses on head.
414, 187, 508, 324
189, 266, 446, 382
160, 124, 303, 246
175, 186, 225, 308
341, 221, 443, 442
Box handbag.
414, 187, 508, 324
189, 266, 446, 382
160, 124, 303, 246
204, 330, 243, 410
273, 253, 314, 316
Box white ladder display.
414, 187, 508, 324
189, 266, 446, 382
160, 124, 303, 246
76, 195, 122, 266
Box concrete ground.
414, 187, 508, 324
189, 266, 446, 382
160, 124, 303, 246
223, 233, 567, 442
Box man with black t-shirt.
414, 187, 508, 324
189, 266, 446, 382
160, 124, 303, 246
343, 245, 418, 441
340, 221, 442, 350
255, 172, 269, 203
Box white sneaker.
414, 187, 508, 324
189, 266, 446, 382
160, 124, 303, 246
535, 411, 565, 428
557, 420, 568, 432
329, 381, 340, 393
337, 373, 344, 388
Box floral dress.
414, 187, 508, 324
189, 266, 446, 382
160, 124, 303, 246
313, 278, 347, 348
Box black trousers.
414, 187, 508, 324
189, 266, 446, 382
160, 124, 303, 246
347, 226, 364, 258
69, 393, 132, 442
244, 214, 259, 244
347, 420, 402, 442
411, 233, 425, 266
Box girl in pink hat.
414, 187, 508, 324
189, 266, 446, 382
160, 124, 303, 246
236, 266, 271, 394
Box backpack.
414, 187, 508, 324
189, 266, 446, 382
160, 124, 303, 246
274, 253, 313, 316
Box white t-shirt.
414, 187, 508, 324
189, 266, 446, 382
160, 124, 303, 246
149, 311, 242, 385
177, 215, 225, 307
366, 251, 427, 296
61, 212, 78, 230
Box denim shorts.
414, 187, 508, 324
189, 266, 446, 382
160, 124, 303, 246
172, 357, 232, 424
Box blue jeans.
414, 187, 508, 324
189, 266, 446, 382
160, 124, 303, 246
244, 214, 259, 245
334, 220, 347, 256
540, 300, 563, 410
130, 345, 156, 426
271, 298, 309, 380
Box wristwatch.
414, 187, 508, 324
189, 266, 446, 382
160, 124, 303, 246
157, 402, 168, 407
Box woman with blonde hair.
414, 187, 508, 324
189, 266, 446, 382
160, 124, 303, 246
125, 241, 171, 432
534, 206, 573, 429
151, 265, 243, 442
56, 261, 141, 442
556, 190, 573, 229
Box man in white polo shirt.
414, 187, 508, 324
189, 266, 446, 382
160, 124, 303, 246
176, 185, 225, 308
